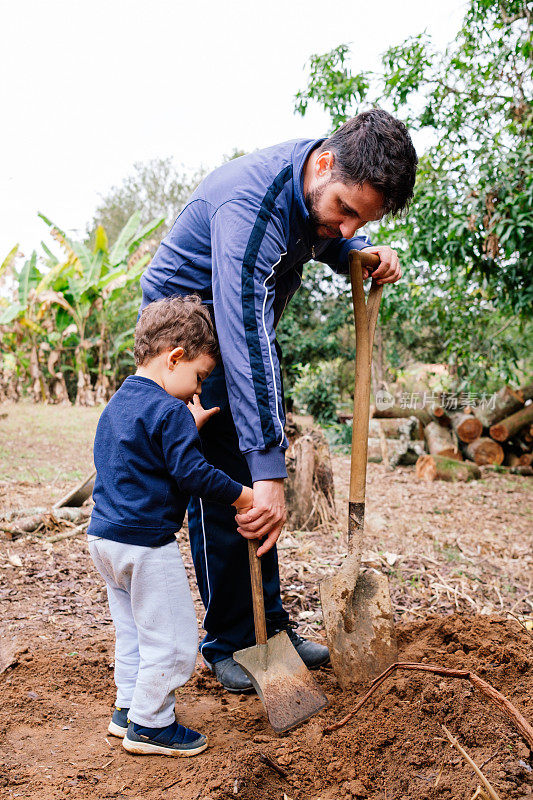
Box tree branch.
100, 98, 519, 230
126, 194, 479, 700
441, 725, 502, 800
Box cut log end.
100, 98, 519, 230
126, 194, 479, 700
416, 454, 481, 482
489, 403, 533, 442
465, 437, 504, 466
424, 422, 462, 461
452, 413, 483, 443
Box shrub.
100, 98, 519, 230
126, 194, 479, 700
288, 359, 341, 425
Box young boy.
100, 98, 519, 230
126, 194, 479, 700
87, 295, 253, 757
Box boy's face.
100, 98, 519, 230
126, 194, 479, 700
164, 350, 216, 403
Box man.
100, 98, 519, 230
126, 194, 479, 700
140, 108, 418, 691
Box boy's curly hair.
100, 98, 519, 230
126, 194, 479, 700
134, 295, 219, 366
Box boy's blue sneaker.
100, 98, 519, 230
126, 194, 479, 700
122, 720, 208, 756
108, 706, 129, 738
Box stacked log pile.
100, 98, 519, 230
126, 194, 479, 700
369, 380, 533, 481
367, 416, 426, 469
286, 381, 532, 498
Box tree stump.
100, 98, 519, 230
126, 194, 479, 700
285, 416, 336, 530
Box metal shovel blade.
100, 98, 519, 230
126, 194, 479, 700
320, 560, 398, 689
233, 631, 328, 733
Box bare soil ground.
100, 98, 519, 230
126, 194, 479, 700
0, 403, 532, 800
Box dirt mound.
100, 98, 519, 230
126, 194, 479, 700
0, 614, 531, 799
220, 616, 532, 800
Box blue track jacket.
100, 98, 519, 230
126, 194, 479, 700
141, 138, 372, 482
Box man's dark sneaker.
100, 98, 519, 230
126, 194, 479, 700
206, 626, 329, 692
283, 623, 330, 669
108, 706, 129, 738
122, 720, 208, 756
204, 656, 254, 693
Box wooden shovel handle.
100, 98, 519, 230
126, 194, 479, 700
247, 539, 268, 645
349, 250, 383, 506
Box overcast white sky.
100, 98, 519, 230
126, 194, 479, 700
1, 0, 466, 260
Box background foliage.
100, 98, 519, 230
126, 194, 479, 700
0, 214, 162, 404
87, 158, 203, 247
1, 0, 530, 412
292, 0, 532, 393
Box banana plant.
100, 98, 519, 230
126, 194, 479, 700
0, 249, 52, 401
36, 211, 164, 404
1, 211, 163, 404
0, 250, 42, 324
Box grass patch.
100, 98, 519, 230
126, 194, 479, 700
0, 402, 103, 483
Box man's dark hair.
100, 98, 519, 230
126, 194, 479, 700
134, 295, 219, 366
319, 109, 418, 215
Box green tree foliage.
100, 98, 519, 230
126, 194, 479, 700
277, 260, 364, 409
295, 0, 532, 390
88, 157, 204, 247
88, 150, 247, 249
277, 262, 351, 369
295, 44, 370, 130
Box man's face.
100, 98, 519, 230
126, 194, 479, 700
304, 152, 385, 240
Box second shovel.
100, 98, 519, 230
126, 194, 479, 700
234, 539, 328, 733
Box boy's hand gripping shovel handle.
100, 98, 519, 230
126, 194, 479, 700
348, 250, 383, 562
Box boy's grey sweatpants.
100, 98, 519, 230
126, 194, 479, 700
88, 537, 198, 728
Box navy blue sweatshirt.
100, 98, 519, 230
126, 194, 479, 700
88, 375, 243, 546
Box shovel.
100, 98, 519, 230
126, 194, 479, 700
234, 539, 328, 733
320, 250, 398, 689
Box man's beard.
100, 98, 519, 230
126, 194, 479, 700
304, 183, 341, 239
304, 184, 324, 235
